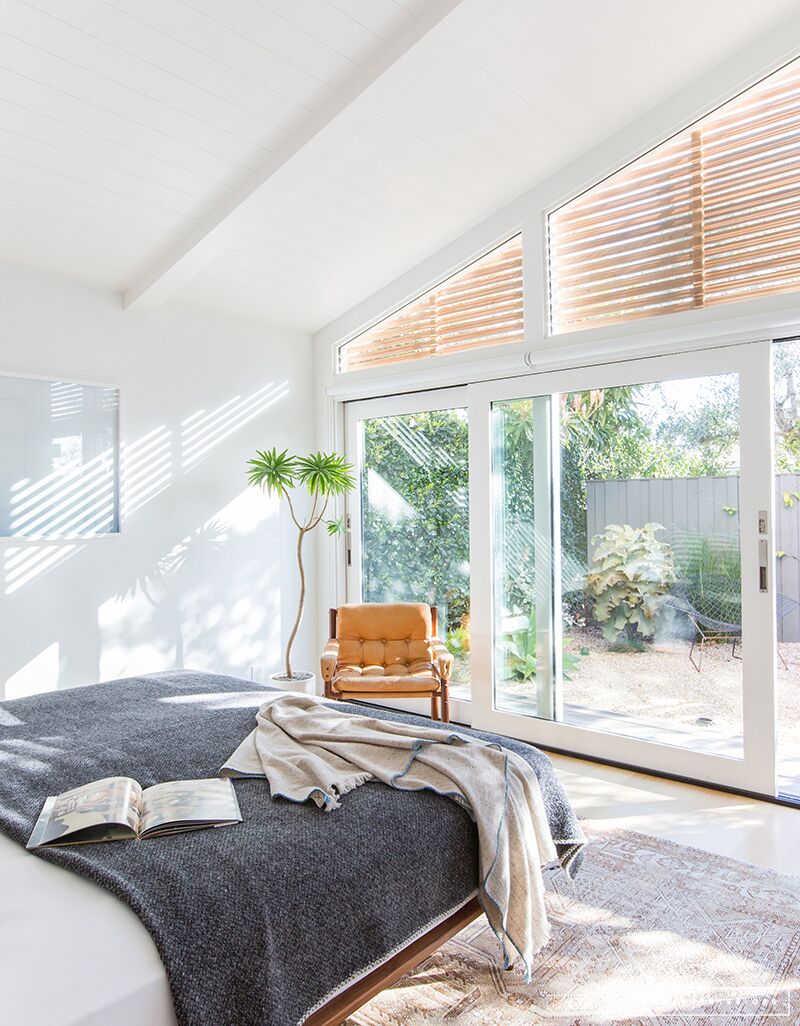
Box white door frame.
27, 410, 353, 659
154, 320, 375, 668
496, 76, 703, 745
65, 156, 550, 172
468, 341, 778, 795
344, 386, 472, 725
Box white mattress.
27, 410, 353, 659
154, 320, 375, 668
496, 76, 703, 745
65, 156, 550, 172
0, 833, 176, 1026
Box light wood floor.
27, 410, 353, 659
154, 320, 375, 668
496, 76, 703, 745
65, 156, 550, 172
550, 752, 800, 876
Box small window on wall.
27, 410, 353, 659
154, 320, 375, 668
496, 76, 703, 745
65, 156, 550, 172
0, 374, 120, 537
338, 235, 524, 372
548, 55, 800, 335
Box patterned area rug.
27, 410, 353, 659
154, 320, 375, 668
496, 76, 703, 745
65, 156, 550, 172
347, 825, 800, 1025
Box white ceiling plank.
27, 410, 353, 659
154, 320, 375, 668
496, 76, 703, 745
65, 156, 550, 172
101, 0, 327, 120
0, 20, 272, 167
322, 0, 418, 42
0, 162, 192, 239
287, 170, 456, 235
179, 0, 359, 91
0, 219, 144, 288
123, 0, 496, 311
0, 72, 253, 187
0, 126, 212, 218
260, 0, 388, 61
6, 1, 292, 146
0, 178, 181, 246
0, 152, 196, 233
0, 205, 161, 271
0, 95, 232, 202
325, 139, 477, 219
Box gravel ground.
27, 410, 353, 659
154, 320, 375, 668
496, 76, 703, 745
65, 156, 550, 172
496, 629, 800, 755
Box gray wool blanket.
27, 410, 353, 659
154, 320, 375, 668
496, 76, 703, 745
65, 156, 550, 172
0, 671, 586, 1026
222, 693, 560, 977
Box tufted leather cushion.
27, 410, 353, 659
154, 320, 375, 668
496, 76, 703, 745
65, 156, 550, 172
336, 659, 436, 678
336, 603, 434, 671
337, 602, 431, 639
333, 672, 439, 694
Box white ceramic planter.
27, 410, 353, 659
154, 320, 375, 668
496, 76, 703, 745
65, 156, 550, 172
250, 667, 317, 694
269, 670, 316, 695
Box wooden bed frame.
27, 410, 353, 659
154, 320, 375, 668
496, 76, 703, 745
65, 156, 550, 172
305, 896, 482, 1026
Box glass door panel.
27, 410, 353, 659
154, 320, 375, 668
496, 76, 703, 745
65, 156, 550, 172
560, 373, 743, 754
345, 389, 471, 712
492, 396, 558, 719
774, 337, 800, 798
492, 373, 744, 755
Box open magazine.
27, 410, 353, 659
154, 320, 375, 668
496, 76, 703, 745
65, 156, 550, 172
27, 776, 242, 848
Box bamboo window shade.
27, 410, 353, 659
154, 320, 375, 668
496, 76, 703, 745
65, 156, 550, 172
548, 56, 800, 335
339, 235, 524, 372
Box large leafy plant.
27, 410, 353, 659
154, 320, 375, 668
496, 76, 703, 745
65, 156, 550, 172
586, 523, 675, 643
503, 607, 581, 682
247, 448, 355, 679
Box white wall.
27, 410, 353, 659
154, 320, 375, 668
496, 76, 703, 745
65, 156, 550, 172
0, 264, 316, 700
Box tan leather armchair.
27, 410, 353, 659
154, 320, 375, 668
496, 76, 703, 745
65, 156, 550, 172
321, 602, 454, 722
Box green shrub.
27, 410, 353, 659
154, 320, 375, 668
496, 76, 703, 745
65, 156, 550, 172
586, 522, 675, 643
503, 607, 581, 681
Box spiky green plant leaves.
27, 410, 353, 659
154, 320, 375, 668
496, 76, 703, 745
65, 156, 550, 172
247, 448, 298, 495
295, 451, 355, 497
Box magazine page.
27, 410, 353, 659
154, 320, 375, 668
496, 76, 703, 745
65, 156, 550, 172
27, 776, 141, 849
139, 778, 241, 838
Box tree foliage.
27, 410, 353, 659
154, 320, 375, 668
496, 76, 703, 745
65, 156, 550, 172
775, 340, 800, 472
361, 411, 470, 675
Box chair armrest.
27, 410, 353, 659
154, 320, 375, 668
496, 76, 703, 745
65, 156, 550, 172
320, 639, 339, 682
431, 637, 454, 681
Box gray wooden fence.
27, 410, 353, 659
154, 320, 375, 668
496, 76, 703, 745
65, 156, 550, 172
587, 474, 800, 641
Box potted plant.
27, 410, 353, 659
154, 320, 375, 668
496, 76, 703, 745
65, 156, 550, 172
247, 448, 355, 691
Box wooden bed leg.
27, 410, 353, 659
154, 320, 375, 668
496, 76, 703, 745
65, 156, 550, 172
430, 693, 439, 721
440, 683, 449, 724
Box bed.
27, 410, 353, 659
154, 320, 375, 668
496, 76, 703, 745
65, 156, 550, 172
0, 670, 584, 1026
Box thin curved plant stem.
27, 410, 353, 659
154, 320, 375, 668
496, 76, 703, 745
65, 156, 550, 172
304, 490, 320, 531
283, 488, 303, 531
285, 525, 306, 678
306, 495, 330, 532
284, 492, 330, 676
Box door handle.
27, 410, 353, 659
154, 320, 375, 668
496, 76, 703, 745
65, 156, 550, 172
759, 538, 768, 593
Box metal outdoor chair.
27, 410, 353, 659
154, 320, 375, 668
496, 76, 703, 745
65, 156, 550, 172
665, 594, 741, 672
666, 586, 797, 672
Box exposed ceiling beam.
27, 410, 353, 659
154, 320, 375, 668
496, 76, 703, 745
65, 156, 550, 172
123, 0, 493, 312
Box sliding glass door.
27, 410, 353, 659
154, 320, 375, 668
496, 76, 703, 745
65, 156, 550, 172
469, 342, 776, 794
344, 388, 472, 722
343, 343, 779, 795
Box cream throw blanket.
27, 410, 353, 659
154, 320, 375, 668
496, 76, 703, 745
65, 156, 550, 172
221, 693, 557, 976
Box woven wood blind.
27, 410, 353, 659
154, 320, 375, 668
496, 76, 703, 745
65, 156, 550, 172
339, 235, 524, 372
548, 58, 800, 335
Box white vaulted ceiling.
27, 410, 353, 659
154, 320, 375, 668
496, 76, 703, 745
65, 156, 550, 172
1, 0, 799, 332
